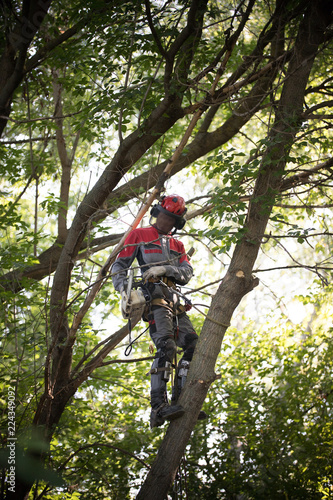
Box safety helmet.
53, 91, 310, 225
150, 195, 187, 230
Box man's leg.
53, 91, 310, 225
149, 306, 184, 428
174, 313, 198, 396
174, 314, 207, 420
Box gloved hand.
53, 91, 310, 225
143, 265, 166, 281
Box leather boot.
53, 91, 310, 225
150, 388, 184, 428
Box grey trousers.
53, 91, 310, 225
148, 303, 198, 395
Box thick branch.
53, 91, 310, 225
0, 0, 52, 136
52, 69, 71, 242
144, 0, 169, 60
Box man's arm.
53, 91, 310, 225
143, 239, 193, 285
111, 231, 140, 292
163, 260, 193, 285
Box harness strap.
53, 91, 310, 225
146, 366, 172, 376
148, 276, 176, 288
150, 298, 172, 308
150, 298, 186, 316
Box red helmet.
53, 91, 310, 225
150, 195, 187, 229
160, 195, 186, 216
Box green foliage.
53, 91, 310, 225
185, 317, 333, 499
25, 337, 157, 499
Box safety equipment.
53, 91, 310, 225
150, 401, 185, 428
161, 195, 186, 215
121, 270, 147, 319
147, 361, 172, 380
150, 387, 185, 428
147, 338, 177, 379
142, 265, 166, 281
174, 359, 208, 421
163, 361, 171, 382
178, 359, 190, 390
150, 195, 187, 230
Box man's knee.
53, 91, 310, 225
156, 337, 177, 363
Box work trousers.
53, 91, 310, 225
148, 284, 198, 395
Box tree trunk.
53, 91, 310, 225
136, 1, 332, 498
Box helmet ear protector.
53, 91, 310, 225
150, 204, 160, 218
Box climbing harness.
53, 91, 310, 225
156, 278, 193, 313
121, 269, 192, 356
122, 272, 229, 361
123, 276, 191, 400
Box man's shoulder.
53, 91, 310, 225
133, 225, 154, 232
168, 234, 184, 247
127, 226, 157, 241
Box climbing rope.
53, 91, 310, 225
124, 325, 150, 357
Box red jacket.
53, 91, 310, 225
111, 226, 193, 292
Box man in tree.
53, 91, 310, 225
112, 195, 202, 428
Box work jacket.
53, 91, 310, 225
111, 226, 193, 292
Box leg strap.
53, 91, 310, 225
146, 366, 172, 376
150, 298, 173, 311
